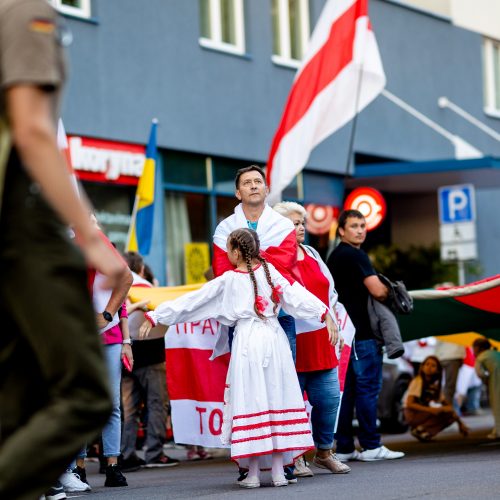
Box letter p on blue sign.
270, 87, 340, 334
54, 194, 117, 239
438, 184, 475, 224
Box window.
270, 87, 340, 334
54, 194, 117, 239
199, 0, 245, 55
483, 38, 500, 116
165, 192, 211, 285
49, 0, 91, 18
83, 183, 135, 252
272, 0, 310, 68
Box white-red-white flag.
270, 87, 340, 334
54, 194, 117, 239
266, 0, 386, 204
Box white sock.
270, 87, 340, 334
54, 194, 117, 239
271, 452, 284, 478
247, 457, 260, 480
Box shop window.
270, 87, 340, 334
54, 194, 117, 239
216, 195, 239, 224
163, 150, 207, 188
213, 156, 255, 193
165, 192, 211, 285
483, 38, 500, 116
272, 0, 310, 68
82, 183, 135, 252
49, 0, 91, 18
199, 0, 246, 55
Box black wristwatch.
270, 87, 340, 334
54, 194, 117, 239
102, 310, 113, 323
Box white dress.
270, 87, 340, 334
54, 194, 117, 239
147, 263, 329, 469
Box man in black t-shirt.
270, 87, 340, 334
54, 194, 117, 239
327, 210, 404, 462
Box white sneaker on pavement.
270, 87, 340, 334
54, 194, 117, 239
294, 455, 314, 477
59, 469, 91, 492
335, 449, 361, 462
357, 446, 405, 461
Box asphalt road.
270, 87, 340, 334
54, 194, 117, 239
71, 413, 500, 500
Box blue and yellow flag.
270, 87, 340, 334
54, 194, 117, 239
126, 120, 158, 255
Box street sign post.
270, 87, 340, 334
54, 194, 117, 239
437, 184, 477, 285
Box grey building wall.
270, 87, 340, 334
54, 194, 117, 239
61, 0, 500, 176
475, 189, 500, 279
59, 0, 500, 281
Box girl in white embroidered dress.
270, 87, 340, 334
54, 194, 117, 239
140, 228, 338, 489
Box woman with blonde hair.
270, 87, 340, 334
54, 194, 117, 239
273, 202, 350, 476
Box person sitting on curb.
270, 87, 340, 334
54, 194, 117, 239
404, 355, 469, 441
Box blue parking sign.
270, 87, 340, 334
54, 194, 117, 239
438, 184, 475, 224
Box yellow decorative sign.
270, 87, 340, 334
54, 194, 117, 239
184, 242, 210, 284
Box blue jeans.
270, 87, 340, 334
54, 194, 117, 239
228, 312, 297, 362
77, 343, 123, 459
277, 312, 296, 363
298, 368, 340, 450
335, 339, 382, 453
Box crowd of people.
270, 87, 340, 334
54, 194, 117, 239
0, 1, 498, 498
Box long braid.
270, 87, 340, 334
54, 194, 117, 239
243, 239, 264, 319
258, 256, 279, 314
231, 230, 264, 319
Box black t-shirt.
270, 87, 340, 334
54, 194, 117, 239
327, 242, 376, 341
132, 337, 166, 369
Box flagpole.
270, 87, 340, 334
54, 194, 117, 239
343, 63, 365, 181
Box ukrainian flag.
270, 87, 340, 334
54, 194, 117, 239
126, 119, 158, 255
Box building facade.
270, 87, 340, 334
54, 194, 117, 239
53, 0, 500, 284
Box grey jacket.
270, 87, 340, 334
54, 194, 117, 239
367, 297, 404, 359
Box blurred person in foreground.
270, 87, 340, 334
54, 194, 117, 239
473, 338, 500, 440
404, 356, 469, 441
0, 1, 127, 499
273, 202, 349, 477
327, 210, 404, 462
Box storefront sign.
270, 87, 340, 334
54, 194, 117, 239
344, 187, 386, 231
69, 136, 146, 185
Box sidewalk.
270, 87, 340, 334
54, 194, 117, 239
81, 409, 499, 499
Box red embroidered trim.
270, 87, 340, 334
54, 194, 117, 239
233, 264, 262, 274
232, 430, 311, 445
232, 418, 310, 433
232, 408, 306, 420
144, 312, 156, 327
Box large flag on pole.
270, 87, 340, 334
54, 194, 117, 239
126, 119, 158, 255
266, 0, 386, 204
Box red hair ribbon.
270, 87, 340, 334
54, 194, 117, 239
255, 295, 269, 313
271, 285, 283, 304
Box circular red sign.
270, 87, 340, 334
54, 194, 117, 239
305, 204, 336, 235
344, 187, 387, 231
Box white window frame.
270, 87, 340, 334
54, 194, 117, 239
483, 38, 500, 118
272, 0, 310, 69
199, 0, 246, 56
49, 0, 91, 19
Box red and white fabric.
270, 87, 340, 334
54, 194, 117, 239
266, 0, 386, 204
165, 319, 230, 449
148, 263, 330, 467
295, 248, 338, 372
213, 203, 298, 283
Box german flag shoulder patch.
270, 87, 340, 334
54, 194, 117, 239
29, 18, 56, 35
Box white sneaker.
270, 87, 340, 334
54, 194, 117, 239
59, 470, 91, 492
357, 446, 405, 461
335, 449, 361, 462
294, 455, 314, 477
